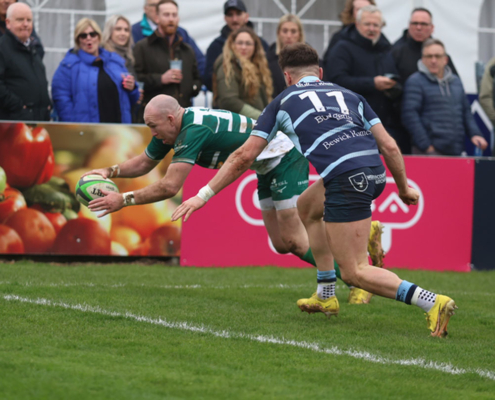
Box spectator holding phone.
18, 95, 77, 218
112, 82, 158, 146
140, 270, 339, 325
52, 18, 140, 123
326, 5, 404, 145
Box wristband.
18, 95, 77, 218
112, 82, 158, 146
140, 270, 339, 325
109, 164, 120, 178
197, 184, 215, 202
122, 191, 136, 207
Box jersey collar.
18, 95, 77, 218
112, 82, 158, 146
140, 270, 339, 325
298, 76, 320, 84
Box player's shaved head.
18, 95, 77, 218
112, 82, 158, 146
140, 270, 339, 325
146, 94, 181, 118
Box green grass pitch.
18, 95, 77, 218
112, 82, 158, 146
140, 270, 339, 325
1, 261, 494, 399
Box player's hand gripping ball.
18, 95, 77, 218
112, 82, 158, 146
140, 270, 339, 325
75, 174, 119, 207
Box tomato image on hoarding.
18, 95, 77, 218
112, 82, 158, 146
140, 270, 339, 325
0, 122, 181, 257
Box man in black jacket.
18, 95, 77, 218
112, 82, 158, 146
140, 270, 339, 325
392, 8, 457, 82
0, 0, 44, 59
203, 0, 269, 91
325, 5, 403, 143
0, 2, 51, 121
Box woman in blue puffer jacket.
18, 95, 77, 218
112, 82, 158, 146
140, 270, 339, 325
52, 18, 140, 123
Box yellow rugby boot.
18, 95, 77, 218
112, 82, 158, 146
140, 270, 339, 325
425, 295, 457, 337
348, 287, 373, 304
368, 221, 385, 268
297, 293, 339, 318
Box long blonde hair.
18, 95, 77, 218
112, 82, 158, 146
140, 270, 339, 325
222, 27, 273, 102
101, 15, 135, 64
73, 18, 102, 52
276, 14, 305, 55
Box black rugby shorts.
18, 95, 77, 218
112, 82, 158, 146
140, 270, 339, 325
323, 165, 386, 223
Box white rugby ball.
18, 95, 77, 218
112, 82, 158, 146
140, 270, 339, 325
75, 174, 119, 207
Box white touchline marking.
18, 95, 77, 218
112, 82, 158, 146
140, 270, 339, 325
0, 281, 322, 290
2, 294, 494, 382
0, 282, 493, 297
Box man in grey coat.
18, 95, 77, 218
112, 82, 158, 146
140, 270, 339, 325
402, 39, 487, 155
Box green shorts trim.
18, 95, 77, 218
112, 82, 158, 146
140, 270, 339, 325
256, 148, 309, 210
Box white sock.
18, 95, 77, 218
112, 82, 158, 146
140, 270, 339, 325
317, 283, 335, 300
411, 287, 437, 312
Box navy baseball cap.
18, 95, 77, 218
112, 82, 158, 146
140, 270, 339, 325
224, 0, 247, 14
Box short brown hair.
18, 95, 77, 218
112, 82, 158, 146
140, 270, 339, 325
279, 42, 319, 72
156, 0, 178, 13
422, 38, 445, 53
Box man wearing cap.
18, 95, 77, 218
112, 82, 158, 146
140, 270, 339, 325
203, 0, 269, 91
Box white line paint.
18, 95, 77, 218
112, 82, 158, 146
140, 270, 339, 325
2, 294, 494, 382
0, 282, 493, 297
0, 281, 316, 290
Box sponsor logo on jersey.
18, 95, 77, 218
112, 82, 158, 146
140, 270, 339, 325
315, 112, 353, 124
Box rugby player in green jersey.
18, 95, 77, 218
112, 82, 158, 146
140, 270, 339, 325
85, 94, 382, 304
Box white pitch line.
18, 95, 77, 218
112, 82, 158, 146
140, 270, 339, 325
2, 294, 494, 382
0, 281, 316, 290
0, 281, 493, 297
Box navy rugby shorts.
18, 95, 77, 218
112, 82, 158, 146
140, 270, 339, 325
323, 165, 386, 223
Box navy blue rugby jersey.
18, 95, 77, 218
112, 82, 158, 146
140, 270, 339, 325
251, 76, 384, 183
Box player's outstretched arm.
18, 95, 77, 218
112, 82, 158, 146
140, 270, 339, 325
370, 123, 419, 206
89, 162, 193, 217
172, 136, 267, 221
82, 152, 159, 179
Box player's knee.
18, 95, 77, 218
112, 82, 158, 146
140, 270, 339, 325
273, 244, 290, 254
339, 267, 358, 287
278, 232, 304, 258
346, 262, 371, 287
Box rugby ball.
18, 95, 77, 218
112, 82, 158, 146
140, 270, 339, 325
75, 174, 119, 207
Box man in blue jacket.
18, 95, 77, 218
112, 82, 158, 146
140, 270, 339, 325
132, 0, 205, 77
402, 38, 487, 155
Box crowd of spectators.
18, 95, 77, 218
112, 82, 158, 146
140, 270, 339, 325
0, 0, 489, 156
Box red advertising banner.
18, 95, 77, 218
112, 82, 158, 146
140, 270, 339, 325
377, 156, 474, 272
181, 156, 474, 272
180, 167, 316, 268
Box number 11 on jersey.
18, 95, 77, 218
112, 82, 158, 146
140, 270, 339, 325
299, 90, 349, 115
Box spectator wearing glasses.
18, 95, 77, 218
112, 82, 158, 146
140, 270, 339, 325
51, 18, 140, 123
392, 8, 458, 82
131, 0, 205, 76
204, 0, 270, 91
213, 27, 272, 119
402, 39, 487, 156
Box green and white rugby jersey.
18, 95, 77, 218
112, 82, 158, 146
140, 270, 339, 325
145, 107, 296, 174
145, 107, 255, 169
